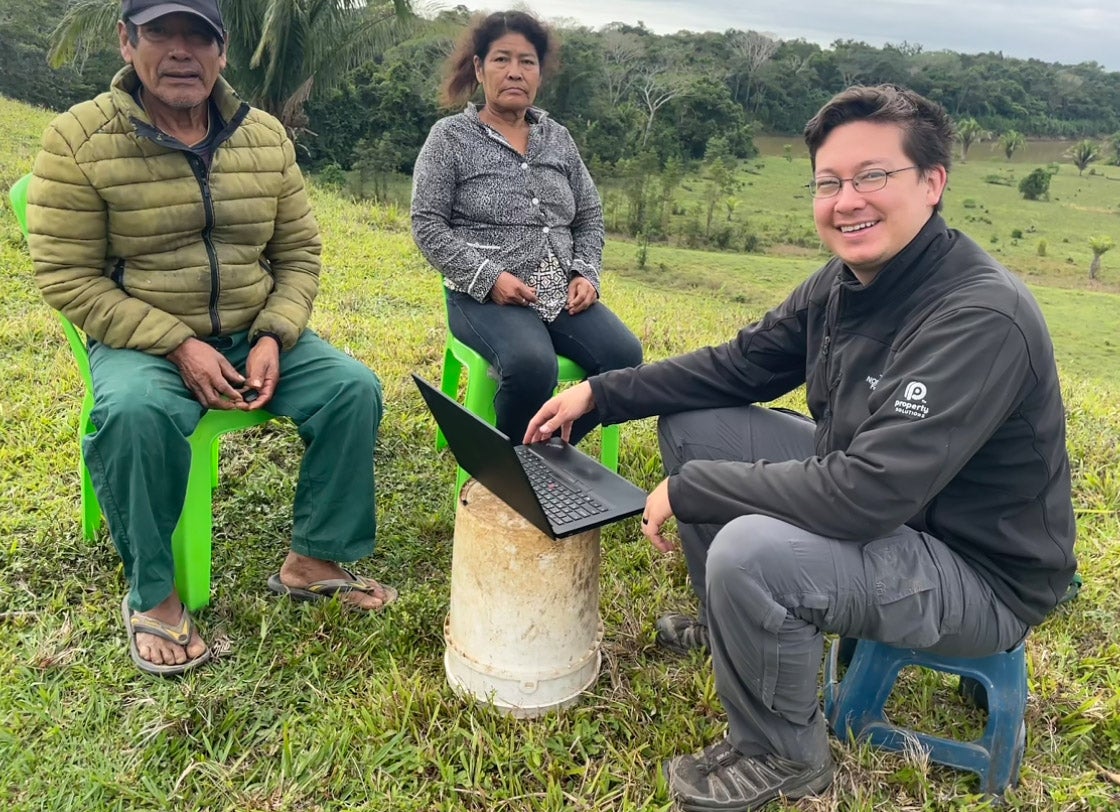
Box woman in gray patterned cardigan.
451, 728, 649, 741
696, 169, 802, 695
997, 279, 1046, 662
411, 10, 643, 444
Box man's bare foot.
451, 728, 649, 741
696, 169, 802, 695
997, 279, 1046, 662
126, 592, 209, 672
277, 552, 397, 611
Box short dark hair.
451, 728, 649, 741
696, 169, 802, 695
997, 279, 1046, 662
440, 11, 555, 108
804, 84, 955, 195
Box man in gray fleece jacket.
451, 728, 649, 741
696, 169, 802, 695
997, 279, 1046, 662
524, 85, 1075, 811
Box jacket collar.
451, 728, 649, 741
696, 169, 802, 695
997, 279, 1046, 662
835, 213, 951, 314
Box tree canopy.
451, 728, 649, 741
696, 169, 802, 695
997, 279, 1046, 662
39, 0, 415, 135
4, 6, 1120, 173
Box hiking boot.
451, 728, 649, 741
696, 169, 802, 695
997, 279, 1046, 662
1057, 572, 1082, 606
656, 613, 710, 655
664, 738, 834, 811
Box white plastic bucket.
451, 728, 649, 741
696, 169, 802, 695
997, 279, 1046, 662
444, 479, 603, 718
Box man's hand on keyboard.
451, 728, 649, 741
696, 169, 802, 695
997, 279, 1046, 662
525, 381, 595, 444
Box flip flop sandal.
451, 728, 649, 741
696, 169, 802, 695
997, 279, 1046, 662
267, 567, 399, 610
121, 595, 212, 677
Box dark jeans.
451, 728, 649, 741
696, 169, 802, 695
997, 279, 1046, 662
446, 289, 643, 443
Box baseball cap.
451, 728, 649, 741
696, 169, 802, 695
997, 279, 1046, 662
121, 0, 225, 42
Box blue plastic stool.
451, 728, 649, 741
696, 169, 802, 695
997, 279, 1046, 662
823, 638, 1027, 796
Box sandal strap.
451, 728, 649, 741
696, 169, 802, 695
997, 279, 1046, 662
128, 609, 195, 646
305, 567, 383, 596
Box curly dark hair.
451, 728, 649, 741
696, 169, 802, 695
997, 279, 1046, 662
440, 10, 556, 108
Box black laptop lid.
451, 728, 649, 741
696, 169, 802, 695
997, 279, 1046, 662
413, 374, 645, 538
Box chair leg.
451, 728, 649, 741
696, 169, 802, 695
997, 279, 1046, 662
79, 454, 101, 541
599, 424, 620, 472
464, 361, 499, 491
172, 431, 217, 612
462, 363, 499, 426
437, 346, 462, 451
79, 409, 102, 541
827, 640, 905, 737
210, 435, 220, 488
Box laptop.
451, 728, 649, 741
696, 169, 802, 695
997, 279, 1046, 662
413, 374, 647, 539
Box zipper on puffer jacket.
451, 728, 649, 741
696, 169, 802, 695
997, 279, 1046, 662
130, 102, 250, 338
111, 258, 126, 289
185, 153, 222, 335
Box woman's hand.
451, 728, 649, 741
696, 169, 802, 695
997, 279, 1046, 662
567, 277, 598, 315
491, 272, 538, 307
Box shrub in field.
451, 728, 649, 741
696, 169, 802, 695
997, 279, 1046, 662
741, 230, 762, 253
1038, 239, 1048, 257
1011, 228, 1024, 239
316, 163, 346, 190
962, 198, 978, 209
711, 226, 733, 249
1019, 167, 1052, 200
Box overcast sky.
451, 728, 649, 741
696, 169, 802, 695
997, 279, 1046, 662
454, 1, 1119, 71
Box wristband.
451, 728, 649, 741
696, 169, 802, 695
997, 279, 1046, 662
250, 331, 282, 349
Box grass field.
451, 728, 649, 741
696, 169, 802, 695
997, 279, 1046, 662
598, 140, 1120, 301
1, 94, 1119, 811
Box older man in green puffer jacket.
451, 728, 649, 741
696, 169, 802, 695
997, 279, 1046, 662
26, 0, 396, 677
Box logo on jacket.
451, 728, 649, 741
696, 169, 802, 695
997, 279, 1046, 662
903, 381, 927, 401
894, 380, 929, 419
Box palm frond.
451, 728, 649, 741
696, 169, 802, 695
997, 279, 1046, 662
48, 0, 120, 69
47, 0, 418, 136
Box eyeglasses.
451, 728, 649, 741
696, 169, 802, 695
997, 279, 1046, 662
808, 166, 920, 198
139, 22, 219, 48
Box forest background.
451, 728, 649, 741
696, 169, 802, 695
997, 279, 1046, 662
5, 0, 1120, 210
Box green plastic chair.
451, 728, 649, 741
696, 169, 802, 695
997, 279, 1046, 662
10, 173, 274, 611
437, 297, 621, 494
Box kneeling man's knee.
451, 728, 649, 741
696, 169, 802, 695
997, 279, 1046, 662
707, 515, 804, 633
708, 515, 800, 583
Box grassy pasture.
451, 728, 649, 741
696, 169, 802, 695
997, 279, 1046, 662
1, 94, 1119, 811
608, 147, 1120, 301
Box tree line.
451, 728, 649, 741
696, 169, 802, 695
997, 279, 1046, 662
4, 0, 1120, 182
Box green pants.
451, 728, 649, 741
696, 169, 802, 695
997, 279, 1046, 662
84, 330, 383, 611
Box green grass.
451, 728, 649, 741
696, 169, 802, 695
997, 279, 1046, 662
2, 93, 1120, 810
601, 141, 1120, 300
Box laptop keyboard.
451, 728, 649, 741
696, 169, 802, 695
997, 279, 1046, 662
516, 446, 608, 524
